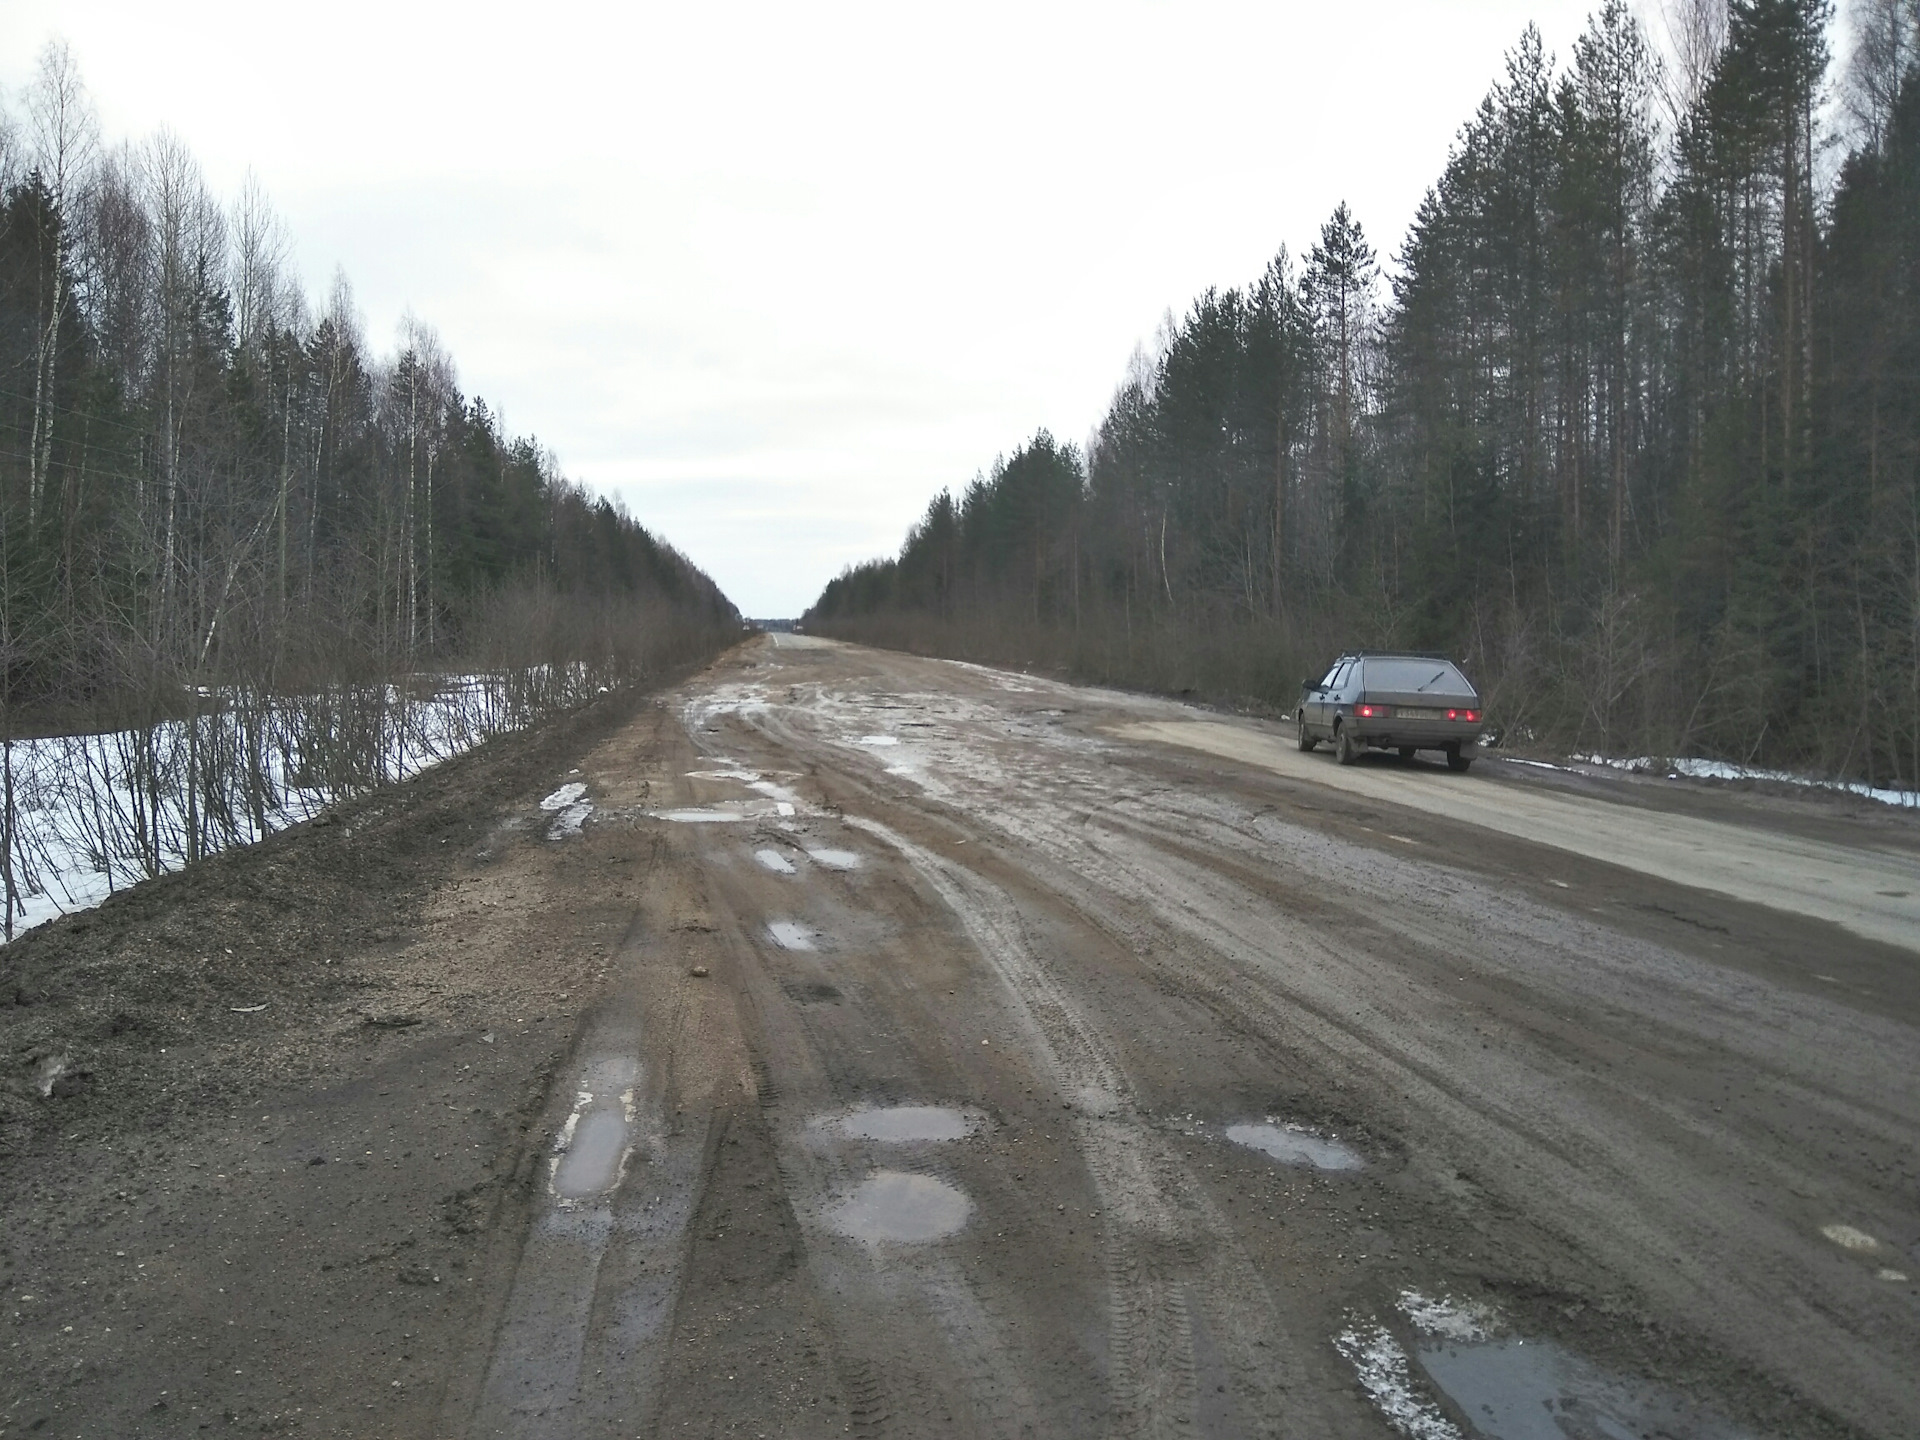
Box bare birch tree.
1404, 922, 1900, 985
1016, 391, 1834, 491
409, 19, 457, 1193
23, 41, 99, 532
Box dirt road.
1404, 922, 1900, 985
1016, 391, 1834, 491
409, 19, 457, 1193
5, 635, 1917, 1439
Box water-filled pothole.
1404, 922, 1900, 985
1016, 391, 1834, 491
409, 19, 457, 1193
755, 848, 797, 874
553, 1109, 630, 1198
1415, 1335, 1755, 1440
1227, 1122, 1363, 1171
552, 1057, 639, 1202
767, 921, 816, 950
826, 1171, 971, 1243
806, 848, 862, 871
655, 809, 746, 823
826, 1105, 979, 1142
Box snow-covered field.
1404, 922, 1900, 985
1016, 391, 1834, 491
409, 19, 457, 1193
0, 667, 601, 941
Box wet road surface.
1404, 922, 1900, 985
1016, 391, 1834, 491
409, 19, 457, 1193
450, 635, 1920, 1439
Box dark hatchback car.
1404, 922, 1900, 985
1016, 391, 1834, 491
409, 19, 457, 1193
1296, 652, 1484, 771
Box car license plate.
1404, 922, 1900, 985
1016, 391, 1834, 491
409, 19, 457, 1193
1401, 707, 1447, 720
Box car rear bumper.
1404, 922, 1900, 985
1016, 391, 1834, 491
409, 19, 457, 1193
1348, 719, 1482, 749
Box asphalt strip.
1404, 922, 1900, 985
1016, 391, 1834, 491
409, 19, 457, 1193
1115, 719, 1920, 954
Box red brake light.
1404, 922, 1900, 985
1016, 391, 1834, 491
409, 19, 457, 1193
1447, 709, 1481, 723
1357, 704, 1389, 718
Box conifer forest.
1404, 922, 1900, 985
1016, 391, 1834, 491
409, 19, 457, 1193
809, 0, 1920, 791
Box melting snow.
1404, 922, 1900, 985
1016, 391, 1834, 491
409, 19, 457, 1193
1581, 753, 1919, 809
548, 801, 593, 840
1398, 1291, 1499, 1343
1332, 1322, 1462, 1440
540, 782, 588, 811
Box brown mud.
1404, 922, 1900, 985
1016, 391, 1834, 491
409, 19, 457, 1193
3, 635, 1915, 1439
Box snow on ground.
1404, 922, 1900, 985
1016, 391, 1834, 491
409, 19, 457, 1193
0, 669, 590, 942
1579, 753, 1920, 809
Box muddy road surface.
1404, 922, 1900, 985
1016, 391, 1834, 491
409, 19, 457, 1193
5, 636, 1917, 1439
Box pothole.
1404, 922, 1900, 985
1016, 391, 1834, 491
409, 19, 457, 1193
1416, 1334, 1753, 1439
826, 1171, 971, 1243
767, 921, 816, 950
754, 848, 797, 874
822, 1105, 980, 1142
553, 1110, 630, 1199
1339, 1291, 1757, 1440
551, 1057, 639, 1202
1226, 1122, 1364, 1171
806, 848, 862, 871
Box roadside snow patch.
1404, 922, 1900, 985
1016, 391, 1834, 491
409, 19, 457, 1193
540, 782, 588, 811
857, 734, 899, 746
1580, 753, 1919, 809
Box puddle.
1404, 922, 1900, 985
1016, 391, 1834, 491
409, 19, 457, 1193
551, 1057, 639, 1202
857, 734, 899, 746
540, 782, 588, 811
1226, 1122, 1364, 1171
754, 848, 797, 874
553, 1109, 630, 1198
654, 809, 747, 823
1336, 1291, 1758, 1440
824, 1105, 979, 1142
806, 848, 862, 871
767, 921, 816, 950
686, 768, 759, 782
1415, 1336, 1754, 1439
826, 1171, 971, 1243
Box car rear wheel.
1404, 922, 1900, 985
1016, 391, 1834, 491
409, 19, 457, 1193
1397, 746, 1416, 760
1335, 723, 1359, 766
1296, 712, 1318, 752
1445, 744, 1472, 773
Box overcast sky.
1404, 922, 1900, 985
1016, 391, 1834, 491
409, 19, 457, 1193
2, 0, 1620, 617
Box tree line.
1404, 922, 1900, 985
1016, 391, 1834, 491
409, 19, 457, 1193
808, 0, 1920, 790
0, 42, 737, 738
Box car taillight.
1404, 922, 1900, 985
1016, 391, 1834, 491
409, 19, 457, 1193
1356, 704, 1391, 718
1447, 709, 1480, 723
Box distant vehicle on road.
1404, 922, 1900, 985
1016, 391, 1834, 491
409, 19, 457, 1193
1297, 652, 1484, 771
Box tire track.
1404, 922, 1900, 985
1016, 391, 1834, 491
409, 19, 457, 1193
844, 814, 1320, 1440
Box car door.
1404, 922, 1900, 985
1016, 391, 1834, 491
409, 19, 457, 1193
1310, 661, 1349, 736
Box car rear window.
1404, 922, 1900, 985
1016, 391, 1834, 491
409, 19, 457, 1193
1361, 658, 1475, 695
